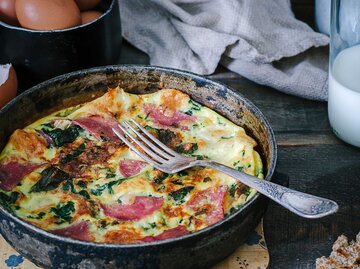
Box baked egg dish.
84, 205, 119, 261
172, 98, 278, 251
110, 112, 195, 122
0, 88, 263, 243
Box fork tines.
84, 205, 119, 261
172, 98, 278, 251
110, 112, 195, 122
113, 119, 176, 167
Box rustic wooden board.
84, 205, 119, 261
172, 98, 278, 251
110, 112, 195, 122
265, 145, 360, 269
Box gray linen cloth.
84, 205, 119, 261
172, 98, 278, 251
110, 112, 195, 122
119, 0, 329, 101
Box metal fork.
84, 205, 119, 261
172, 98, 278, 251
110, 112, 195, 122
113, 119, 339, 219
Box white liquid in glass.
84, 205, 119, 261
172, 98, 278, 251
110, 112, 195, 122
329, 44, 360, 147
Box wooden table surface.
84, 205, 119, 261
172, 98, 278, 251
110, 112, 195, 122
118, 39, 360, 269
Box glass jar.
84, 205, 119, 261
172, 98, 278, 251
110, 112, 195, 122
328, 0, 360, 147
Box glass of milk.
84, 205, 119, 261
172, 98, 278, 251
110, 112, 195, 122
329, 0, 360, 147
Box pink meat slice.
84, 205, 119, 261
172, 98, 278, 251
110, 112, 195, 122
141, 225, 188, 242
119, 160, 147, 177
0, 161, 44, 191
51, 221, 92, 242
144, 104, 195, 129
187, 185, 228, 225
73, 115, 121, 142
102, 196, 164, 221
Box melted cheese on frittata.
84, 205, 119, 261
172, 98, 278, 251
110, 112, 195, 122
0, 88, 263, 243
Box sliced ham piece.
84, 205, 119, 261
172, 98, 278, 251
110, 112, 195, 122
119, 160, 147, 177
187, 185, 227, 225
102, 196, 163, 221
0, 161, 44, 191
144, 104, 195, 130
141, 225, 188, 242
73, 115, 120, 142
51, 221, 92, 242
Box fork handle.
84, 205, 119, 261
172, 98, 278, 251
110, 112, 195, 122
195, 161, 338, 218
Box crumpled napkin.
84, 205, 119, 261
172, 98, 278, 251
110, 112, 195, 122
119, 0, 329, 101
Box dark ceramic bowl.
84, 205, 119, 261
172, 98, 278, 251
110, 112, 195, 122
0, 65, 277, 269
0, 0, 122, 92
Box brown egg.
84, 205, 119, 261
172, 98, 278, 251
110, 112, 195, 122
75, 0, 101, 11
81, 10, 102, 25
0, 64, 18, 109
15, 0, 81, 30
0, 0, 19, 26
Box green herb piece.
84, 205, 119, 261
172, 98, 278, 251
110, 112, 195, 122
157, 185, 166, 191
27, 212, 45, 220
41, 122, 54, 129
184, 110, 193, 116
190, 154, 208, 160
107, 179, 122, 194
50, 201, 75, 224
144, 125, 158, 133
0, 191, 19, 204
153, 171, 169, 184
77, 180, 87, 189
137, 115, 143, 119
178, 171, 188, 177
106, 173, 116, 179
100, 220, 109, 228
217, 117, 226, 126
142, 222, 157, 231
236, 166, 244, 172
62, 178, 77, 193
159, 216, 167, 226
176, 143, 198, 154
90, 178, 126, 196
255, 167, 264, 177
0, 192, 19, 212
221, 135, 234, 139
229, 207, 236, 215
244, 188, 252, 197
229, 184, 236, 197
42, 125, 82, 147
90, 184, 107, 196
203, 177, 212, 182
60, 143, 85, 164
188, 99, 202, 110
78, 190, 90, 200
169, 186, 194, 203
31, 166, 70, 193
63, 179, 90, 200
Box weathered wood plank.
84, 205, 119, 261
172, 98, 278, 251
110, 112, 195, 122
276, 131, 341, 147
265, 144, 360, 269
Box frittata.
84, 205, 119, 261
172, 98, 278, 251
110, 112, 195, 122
0, 88, 263, 243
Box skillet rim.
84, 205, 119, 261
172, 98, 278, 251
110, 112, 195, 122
0, 64, 277, 248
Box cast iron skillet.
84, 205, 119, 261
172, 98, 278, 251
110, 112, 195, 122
0, 65, 277, 269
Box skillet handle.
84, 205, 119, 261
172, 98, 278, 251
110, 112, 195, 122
195, 160, 339, 219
